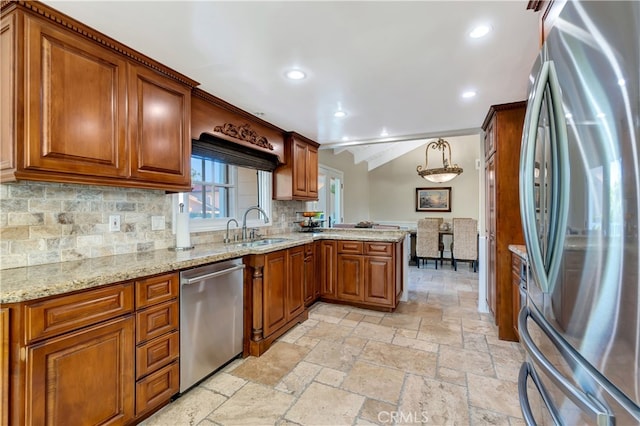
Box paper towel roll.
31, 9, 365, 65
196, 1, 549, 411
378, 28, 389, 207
175, 211, 191, 249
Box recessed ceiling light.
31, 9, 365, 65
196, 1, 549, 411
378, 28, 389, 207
285, 69, 306, 80
462, 90, 477, 99
380, 128, 389, 137
469, 25, 491, 39
334, 110, 347, 118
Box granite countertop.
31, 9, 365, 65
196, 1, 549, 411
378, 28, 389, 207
508, 244, 527, 262
0, 229, 408, 304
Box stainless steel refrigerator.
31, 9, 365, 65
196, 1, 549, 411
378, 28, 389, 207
517, 1, 640, 424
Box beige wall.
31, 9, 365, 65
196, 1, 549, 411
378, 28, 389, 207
319, 134, 482, 227
369, 134, 481, 224
318, 149, 371, 223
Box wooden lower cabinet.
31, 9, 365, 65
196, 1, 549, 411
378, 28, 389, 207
319, 240, 337, 299
364, 256, 394, 305
303, 243, 318, 306
246, 247, 309, 356
337, 254, 364, 301
1, 308, 9, 426
6, 272, 180, 425
334, 241, 399, 310
25, 316, 135, 425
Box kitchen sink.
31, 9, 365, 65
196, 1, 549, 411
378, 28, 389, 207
235, 238, 290, 247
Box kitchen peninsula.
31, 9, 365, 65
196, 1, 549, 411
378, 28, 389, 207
1, 229, 407, 425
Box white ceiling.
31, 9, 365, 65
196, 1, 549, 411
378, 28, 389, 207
44, 1, 541, 169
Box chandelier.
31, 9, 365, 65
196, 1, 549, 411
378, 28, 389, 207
416, 138, 463, 183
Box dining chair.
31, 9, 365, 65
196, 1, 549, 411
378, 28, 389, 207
451, 218, 478, 272
416, 218, 441, 269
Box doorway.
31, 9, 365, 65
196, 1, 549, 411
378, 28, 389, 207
317, 165, 343, 226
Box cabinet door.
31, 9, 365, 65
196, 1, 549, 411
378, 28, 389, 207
364, 256, 394, 306
26, 316, 135, 425
303, 245, 317, 305
320, 241, 337, 298
337, 254, 364, 302
1, 13, 16, 182
128, 65, 190, 187
263, 250, 287, 336
292, 140, 309, 197
487, 235, 497, 318
23, 15, 128, 178
287, 246, 305, 319
306, 144, 318, 198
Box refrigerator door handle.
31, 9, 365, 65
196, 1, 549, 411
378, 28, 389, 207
520, 61, 551, 293
519, 361, 562, 425
544, 60, 570, 295
520, 60, 570, 294
519, 305, 616, 426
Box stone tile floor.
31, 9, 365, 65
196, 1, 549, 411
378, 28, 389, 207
142, 265, 525, 425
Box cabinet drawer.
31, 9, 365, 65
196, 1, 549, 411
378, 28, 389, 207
136, 330, 179, 380
364, 242, 393, 256
23, 283, 134, 344
135, 361, 179, 416
135, 273, 179, 309
136, 300, 178, 344
338, 241, 363, 254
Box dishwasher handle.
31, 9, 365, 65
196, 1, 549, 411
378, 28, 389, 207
181, 264, 245, 285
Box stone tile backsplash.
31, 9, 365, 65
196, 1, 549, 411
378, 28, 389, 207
0, 181, 304, 270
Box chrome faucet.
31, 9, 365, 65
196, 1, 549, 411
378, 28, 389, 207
224, 218, 239, 243
242, 206, 269, 240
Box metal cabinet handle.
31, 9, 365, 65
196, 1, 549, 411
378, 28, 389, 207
182, 264, 245, 285
518, 305, 617, 426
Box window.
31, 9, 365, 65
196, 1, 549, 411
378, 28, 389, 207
176, 157, 272, 233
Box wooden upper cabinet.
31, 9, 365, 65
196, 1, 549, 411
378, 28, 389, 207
21, 15, 128, 178
1, 13, 16, 182
1, 4, 197, 190
128, 64, 191, 186
274, 132, 319, 201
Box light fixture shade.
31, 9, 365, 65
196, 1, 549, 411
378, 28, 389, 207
416, 138, 463, 182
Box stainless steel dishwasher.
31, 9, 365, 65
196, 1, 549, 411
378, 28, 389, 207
179, 258, 245, 393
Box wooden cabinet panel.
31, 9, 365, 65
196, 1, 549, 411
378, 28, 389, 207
3, 4, 197, 190
26, 316, 135, 425
320, 240, 337, 298
365, 242, 393, 256
338, 241, 363, 254
1, 13, 16, 182
274, 132, 319, 201
364, 256, 394, 305
135, 361, 179, 417
293, 140, 309, 197
136, 330, 179, 380
1, 308, 8, 426
304, 244, 317, 306
337, 254, 364, 302
135, 273, 179, 309
135, 300, 179, 344
24, 283, 134, 344
263, 250, 287, 336
482, 102, 526, 341
287, 246, 305, 319
23, 15, 128, 178
128, 65, 190, 186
